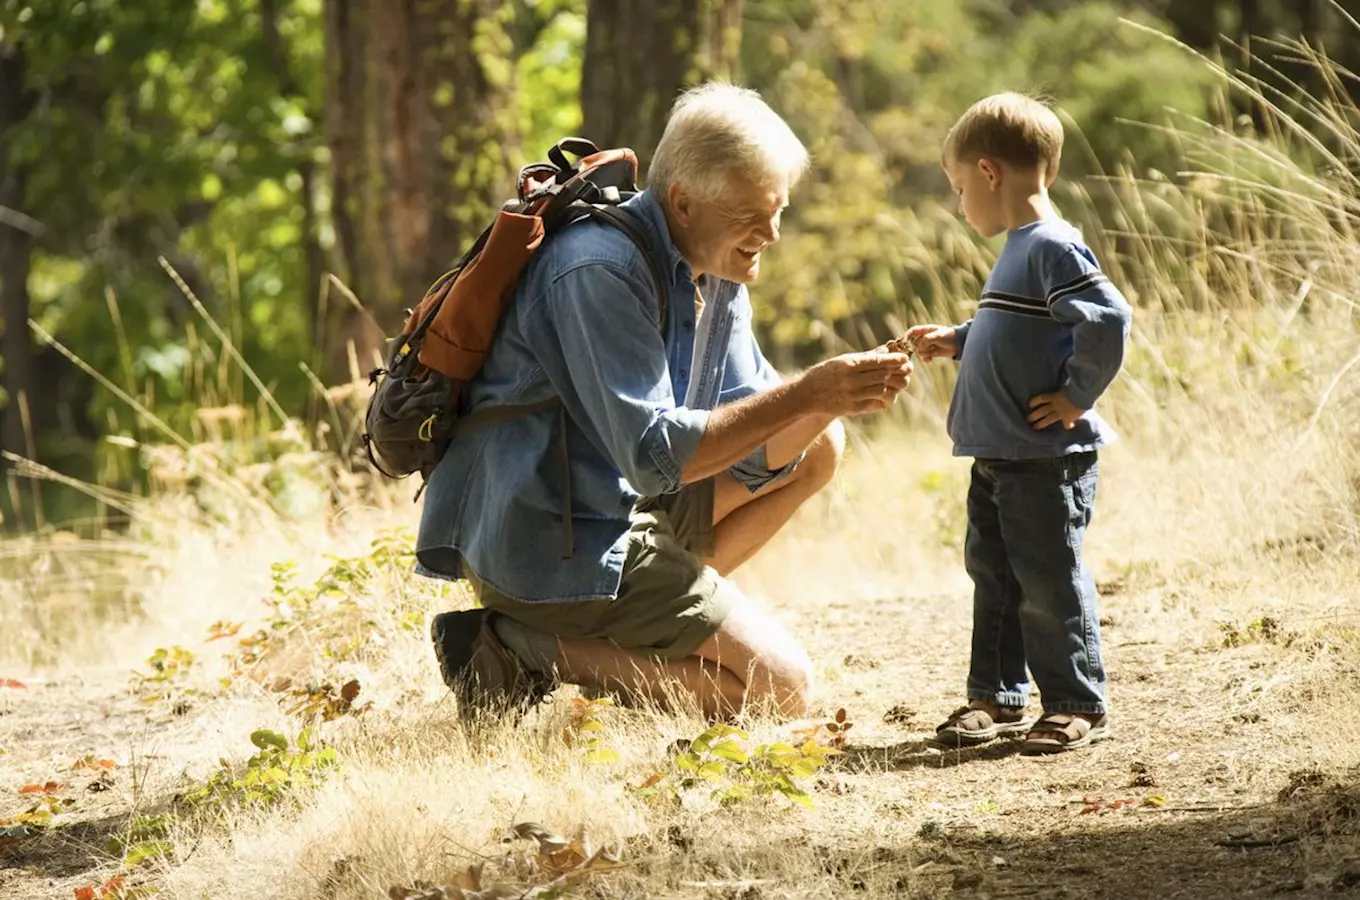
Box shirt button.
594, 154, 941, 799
683, 319, 694, 329
679, 369, 688, 379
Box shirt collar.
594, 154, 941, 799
629, 189, 694, 289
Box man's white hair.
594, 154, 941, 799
647, 82, 810, 203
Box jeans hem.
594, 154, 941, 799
967, 689, 1029, 708
1039, 701, 1107, 715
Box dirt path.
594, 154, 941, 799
3, 555, 1358, 899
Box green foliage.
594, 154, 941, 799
233, 529, 418, 669
1, 0, 1336, 527
639, 723, 839, 809
179, 727, 337, 811
562, 696, 619, 764
106, 814, 175, 870
514, 0, 586, 164
1220, 615, 1289, 648
131, 645, 198, 704
7, 0, 323, 397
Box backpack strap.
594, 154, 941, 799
573, 203, 670, 331
445, 205, 671, 560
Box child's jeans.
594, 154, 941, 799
963, 451, 1107, 715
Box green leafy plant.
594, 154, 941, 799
106, 814, 175, 869
561, 696, 619, 764
180, 728, 337, 811
1219, 616, 1290, 648
131, 646, 196, 703
636, 724, 840, 809
233, 531, 423, 671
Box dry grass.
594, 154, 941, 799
5, 24, 1360, 900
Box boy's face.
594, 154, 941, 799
944, 156, 1006, 238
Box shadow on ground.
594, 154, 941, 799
862, 767, 1360, 899
1, 808, 132, 881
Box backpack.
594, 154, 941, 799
361, 138, 669, 507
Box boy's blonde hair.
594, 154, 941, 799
648, 82, 810, 203
943, 92, 1064, 179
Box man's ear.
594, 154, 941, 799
667, 183, 692, 226
978, 158, 1002, 191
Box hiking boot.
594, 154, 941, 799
430, 609, 555, 719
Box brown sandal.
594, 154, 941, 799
1021, 713, 1110, 754
930, 705, 1031, 748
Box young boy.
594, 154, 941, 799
908, 93, 1132, 754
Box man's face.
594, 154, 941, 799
668, 177, 789, 284
944, 156, 1005, 238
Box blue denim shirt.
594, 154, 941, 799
415, 189, 794, 602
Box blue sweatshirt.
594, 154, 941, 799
948, 219, 1132, 460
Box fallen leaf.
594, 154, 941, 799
513, 821, 570, 854
72, 756, 118, 772
0, 679, 26, 690
453, 861, 484, 892
19, 782, 65, 795
1144, 794, 1168, 807
341, 679, 361, 704
74, 888, 97, 900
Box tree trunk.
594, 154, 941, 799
1162, 0, 1222, 49
323, 0, 519, 382
0, 40, 37, 486
581, 0, 743, 175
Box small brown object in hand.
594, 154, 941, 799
884, 335, 916, 356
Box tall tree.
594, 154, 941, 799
323, 0, 520, 377
580, 0, 742, 172
0, 40, 38, 478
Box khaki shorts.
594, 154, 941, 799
464, 480, 734, 661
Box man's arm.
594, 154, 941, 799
681, 352, 913, 483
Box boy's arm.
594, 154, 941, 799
1044, 247, 1133, 409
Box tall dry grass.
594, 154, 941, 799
2, 23, 1360, 900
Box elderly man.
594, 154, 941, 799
416, 83, 913, 720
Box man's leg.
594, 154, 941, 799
706, 419, 845, 575
548, 591, 814, 719
461, 501, 815, 720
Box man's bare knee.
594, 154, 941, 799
799, 420, 846, 489
772, 651, 814, 716
747, 647, 814, 718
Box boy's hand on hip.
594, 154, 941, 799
904, 324, 958, 362
1027, 391, 1085, 430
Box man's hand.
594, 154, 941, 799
799, 350, 913, 417
905, 324, 959, 362
1027, 391, 1086, 430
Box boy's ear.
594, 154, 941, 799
978, 158, 1002, 191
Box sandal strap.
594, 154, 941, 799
1028, 714, 1090, 742
938, 706, 994, 733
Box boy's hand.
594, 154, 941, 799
1027, 391, 1086, 430
905, 324, 958, 362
